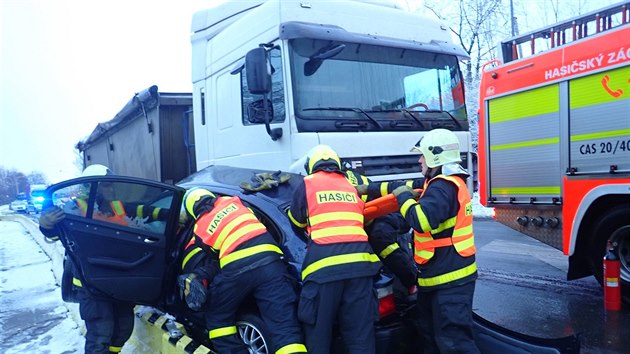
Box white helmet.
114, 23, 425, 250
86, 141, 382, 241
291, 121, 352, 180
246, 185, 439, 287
82, 164, 113, 177
411, 129, 461, 168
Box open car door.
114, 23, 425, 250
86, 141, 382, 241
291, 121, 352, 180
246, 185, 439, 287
44, 175, 185, 305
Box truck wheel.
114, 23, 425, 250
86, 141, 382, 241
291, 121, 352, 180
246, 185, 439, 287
236, 313, 271, 354
588, 205, 630, 303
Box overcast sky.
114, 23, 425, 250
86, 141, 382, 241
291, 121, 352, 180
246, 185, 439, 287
1, 0, 223, 183
0, 0, 619, 184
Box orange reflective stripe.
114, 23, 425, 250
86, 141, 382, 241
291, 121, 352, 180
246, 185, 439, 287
193, 196, 268, 263
418, 237, 453, 249
214, 213, 258, 250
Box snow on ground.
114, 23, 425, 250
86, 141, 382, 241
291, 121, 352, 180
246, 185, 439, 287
472, 192, 494, 219
0, 215, 84, 354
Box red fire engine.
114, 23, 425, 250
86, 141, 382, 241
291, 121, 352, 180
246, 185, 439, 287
478, 2, 630, 301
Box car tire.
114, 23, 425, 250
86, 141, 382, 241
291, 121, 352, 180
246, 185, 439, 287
236, 313, 271, 354
588, 204, 630, 304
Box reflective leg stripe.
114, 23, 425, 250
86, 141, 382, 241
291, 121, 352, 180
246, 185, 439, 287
72, 277, 83, 287
379, 243, 400, 259
208, 326, 237, 339
276, 343, 308, 354
302, 252, 380, 280
417, 262, 477, 287
108, 345, 122, 353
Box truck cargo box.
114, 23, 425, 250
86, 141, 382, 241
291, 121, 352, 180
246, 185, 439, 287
77, 85, 195, 184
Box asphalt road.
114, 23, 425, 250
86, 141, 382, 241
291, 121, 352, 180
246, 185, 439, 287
473, 219, 630, 354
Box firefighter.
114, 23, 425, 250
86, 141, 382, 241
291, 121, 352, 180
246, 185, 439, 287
177, 237, 219, 312
182, 188, 306, 354
38, 164, 139, 354
344, 170, 418, 290
288, 144, 381, 354
365, 129, 480, 353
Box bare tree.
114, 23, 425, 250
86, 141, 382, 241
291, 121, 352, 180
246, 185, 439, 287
27, 171, 49, 185
418, 0, 507, 150
0, 167, 29, 204
424, 0, 506, 82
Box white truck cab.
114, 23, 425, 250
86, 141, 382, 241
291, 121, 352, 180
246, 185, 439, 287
191, 0, 474, 186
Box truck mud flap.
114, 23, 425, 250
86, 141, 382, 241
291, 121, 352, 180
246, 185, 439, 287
127, 306, 216, 354
473, 312, 580, 354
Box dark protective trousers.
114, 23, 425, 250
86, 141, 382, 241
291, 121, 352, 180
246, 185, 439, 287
298, 277, 378, 354
367, 213, 418, 288
205, 260, 303, 354
416, 281, 480, 354
76, 288, 134, 354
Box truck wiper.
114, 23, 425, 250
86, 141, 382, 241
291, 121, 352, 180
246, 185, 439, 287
377, 109, 426, 129
420, 109, 463, 129
303, 107, 383, 129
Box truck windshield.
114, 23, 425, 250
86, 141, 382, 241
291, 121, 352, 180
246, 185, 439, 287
288, 38, 468, 133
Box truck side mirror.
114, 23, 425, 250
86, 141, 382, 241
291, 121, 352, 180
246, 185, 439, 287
245, 47, 272, 95
247, 99, 274, 124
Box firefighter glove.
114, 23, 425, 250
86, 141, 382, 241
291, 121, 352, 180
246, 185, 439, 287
240, 171, 291, 192
392, 185, 418, 199
177, 273, 208, 311
355, 184, 369, 195
39, 207, 65, 229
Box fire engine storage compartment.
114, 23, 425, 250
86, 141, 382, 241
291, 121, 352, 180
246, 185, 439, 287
77, 85, 195, 184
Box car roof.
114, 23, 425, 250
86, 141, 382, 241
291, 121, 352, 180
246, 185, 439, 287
176, 165, 303, 207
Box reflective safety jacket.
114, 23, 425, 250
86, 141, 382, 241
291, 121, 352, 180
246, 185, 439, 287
413, 176, 475, 265
305, 172, 369, 245
76, 199, 128, 225
193, 196, 282, 270
289, 171, 381, 283
397, 174, 477, 289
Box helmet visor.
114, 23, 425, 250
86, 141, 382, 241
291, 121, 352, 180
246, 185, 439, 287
410, 138, 423, 153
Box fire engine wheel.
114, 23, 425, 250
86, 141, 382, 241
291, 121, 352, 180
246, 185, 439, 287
588, 205, 630, 303
236, 313, 271, 354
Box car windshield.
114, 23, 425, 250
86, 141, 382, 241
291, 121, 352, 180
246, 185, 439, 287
288, 38, 468, 132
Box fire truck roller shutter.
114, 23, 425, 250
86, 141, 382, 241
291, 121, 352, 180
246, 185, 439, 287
487, 84, 561, 204
568, 65, 630, 174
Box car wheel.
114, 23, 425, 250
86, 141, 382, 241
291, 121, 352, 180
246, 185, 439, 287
588, 205, 630, 303
236, 313, 271, 354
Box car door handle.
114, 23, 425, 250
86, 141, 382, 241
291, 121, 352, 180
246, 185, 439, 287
88, 253, 153, 270
144, 237, 159, 244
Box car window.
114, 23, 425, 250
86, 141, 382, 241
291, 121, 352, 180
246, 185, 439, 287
51, 181, 176, 235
